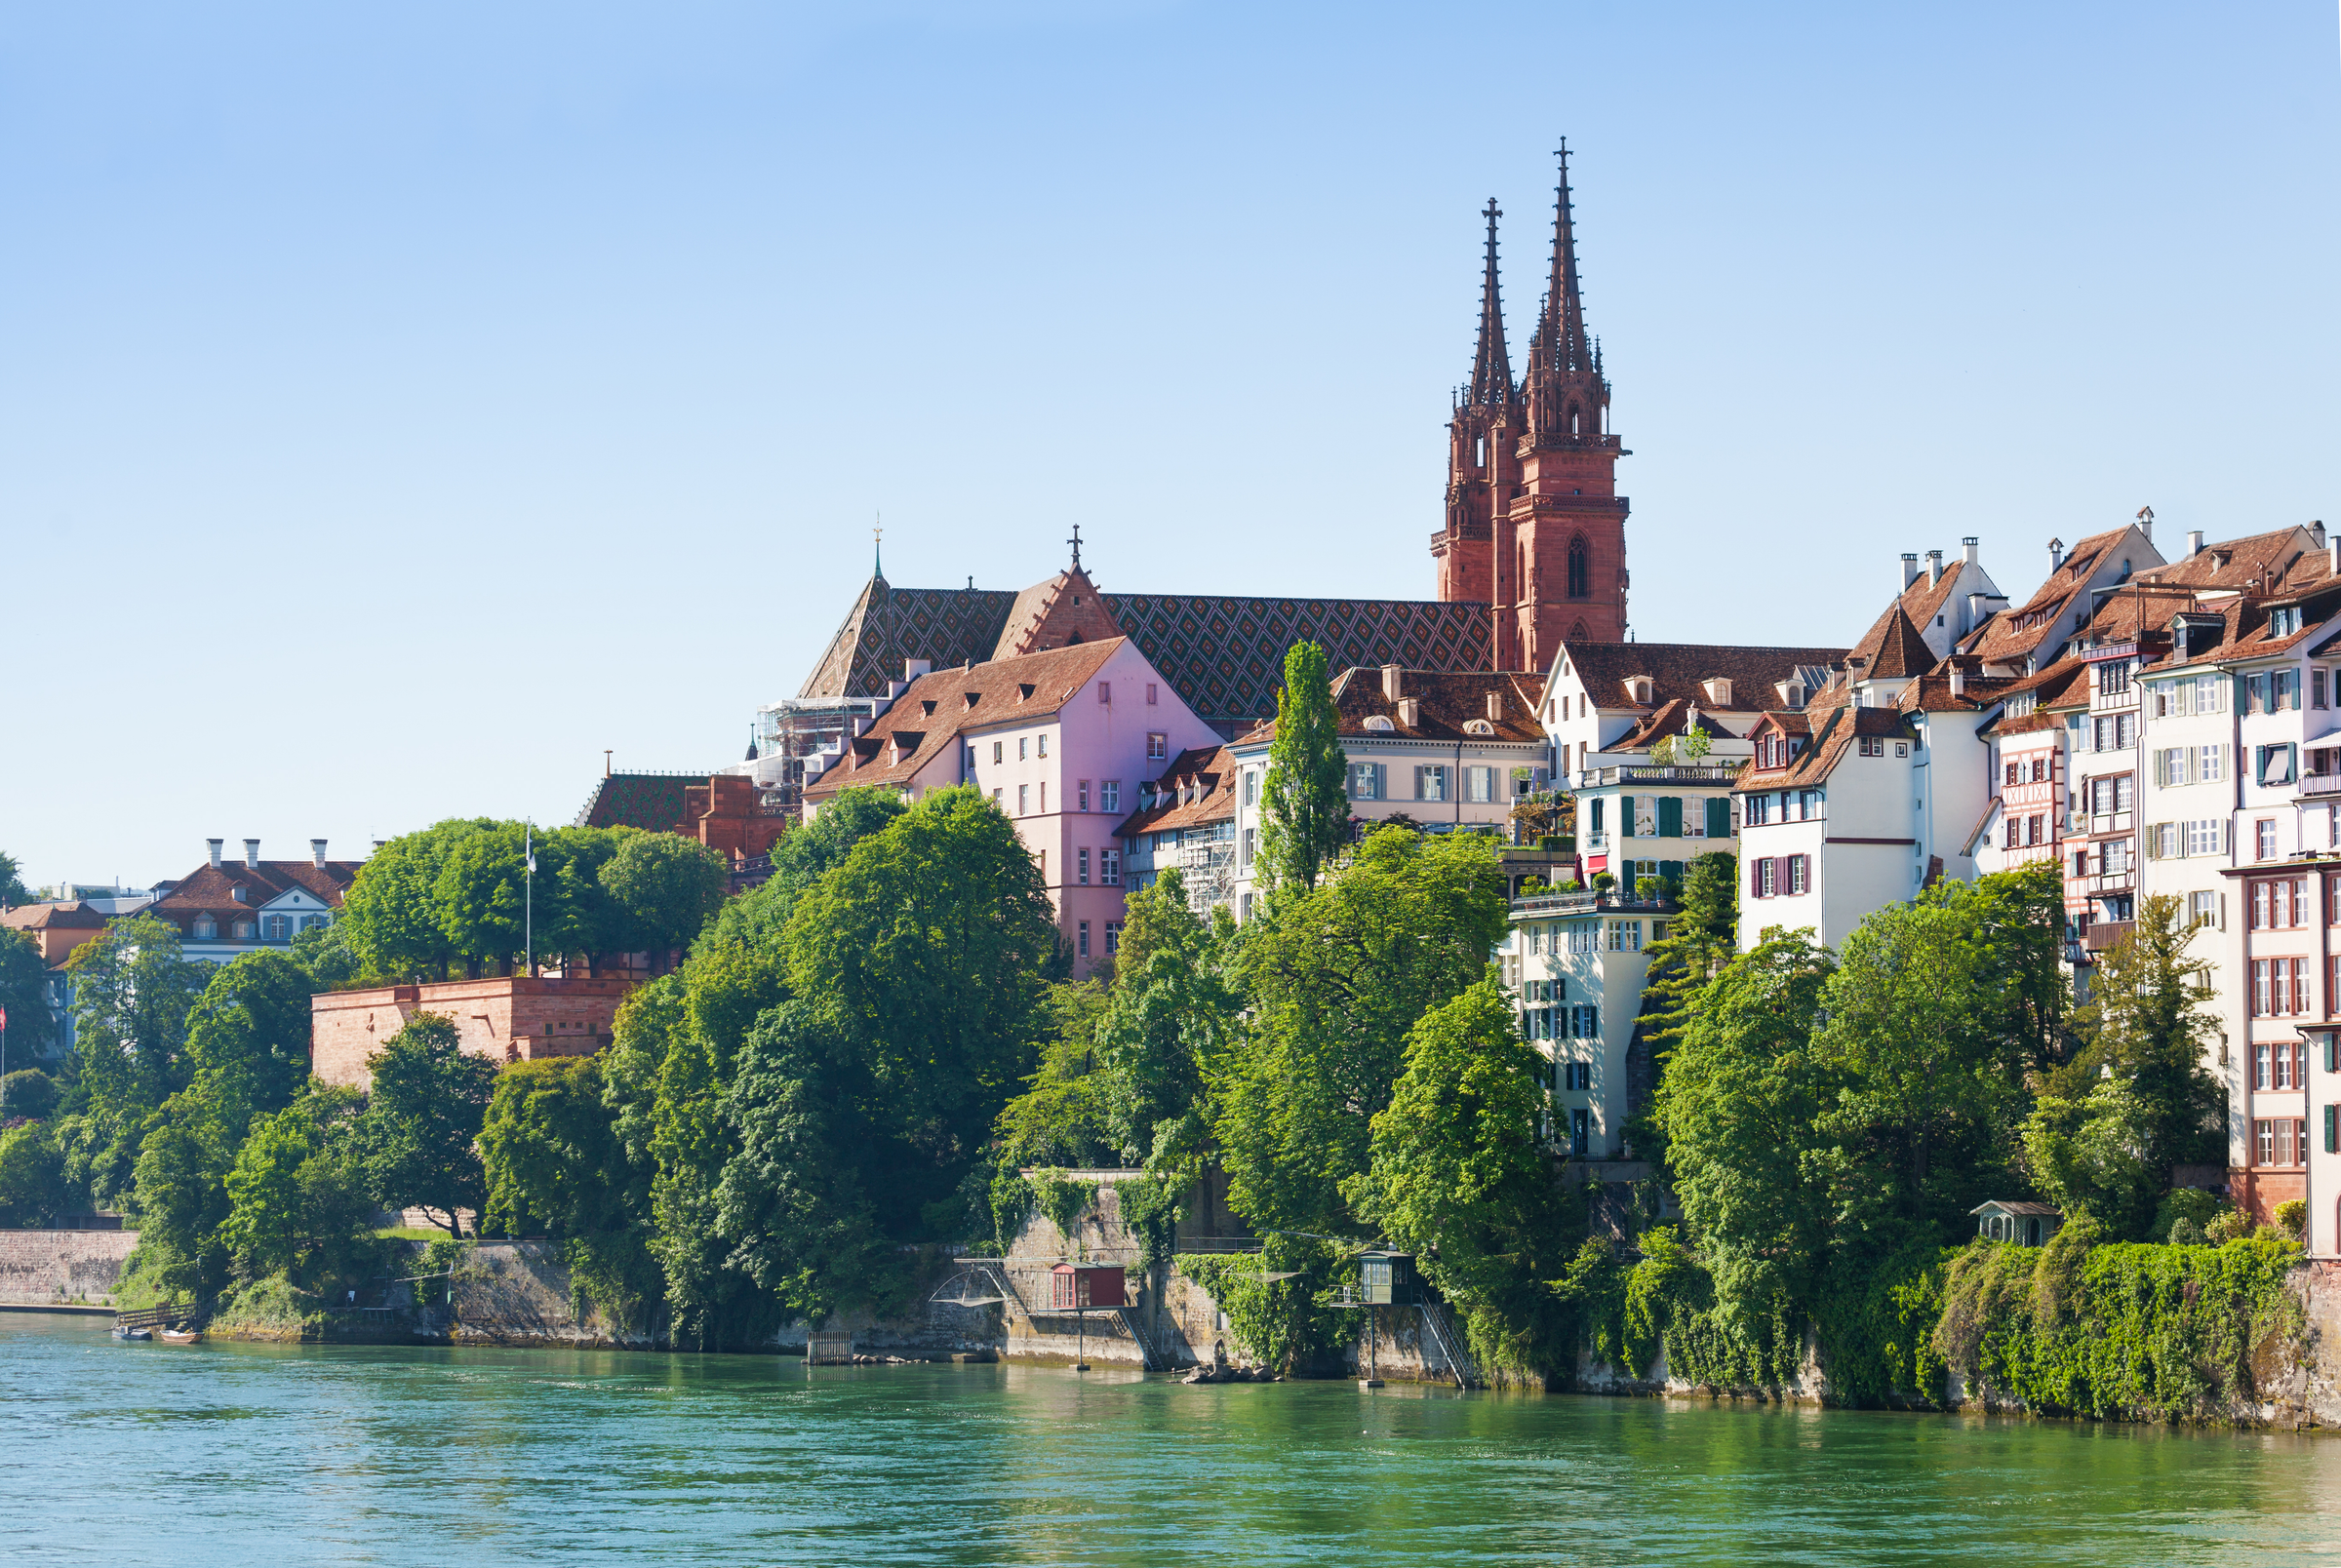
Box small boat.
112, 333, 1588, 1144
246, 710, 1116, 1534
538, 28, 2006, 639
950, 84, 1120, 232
111, 1326, 151, 1342
159, 1328, 199, 1344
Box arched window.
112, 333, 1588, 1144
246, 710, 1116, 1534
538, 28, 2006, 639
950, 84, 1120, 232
1570, 620, 1589, 641
1567, 535, 1591, 599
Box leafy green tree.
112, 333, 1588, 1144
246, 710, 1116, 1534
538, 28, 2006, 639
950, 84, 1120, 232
0, 1122, 69, 1226
337, 820, 495, 980
132, 1121, 233, 1298
601, 831, 730, 960
480, 1056, 637, 1237
989, 980, 1118, 1175
181, 951, 314, 1137
694, 789, 910, 965
216, 1088, 373, 1288
289, 916, 366, 989
360, 1013, 496, 1235
0, 849, 32, 906
1, 1068, 59, 1121
64, 913, 210, 1206
1215, 826, 1508, 1235
1255, 642, 1351, 893
1627, 849, 1739, 1161
1348, 976, 1575, 1375
433, 822, 532, 974
0, 927, 52, 1061
2020, 1082, 2162, 1237
2054, 893, 2224, 1176
1092, 869, 1242, 1165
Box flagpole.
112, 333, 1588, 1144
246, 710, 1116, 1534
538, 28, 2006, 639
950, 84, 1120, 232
524, 822, 535, 977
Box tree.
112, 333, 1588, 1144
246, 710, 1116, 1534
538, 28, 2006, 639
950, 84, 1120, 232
2056, 893, 2224, 1181
0, 927, 52, 1061
0, 849, 32, 908
337, 820, 496, 980
1349, 976, 1575, 1373
361, 1013, 496, 1235
1, 1069, 59, 1121
1215, 826, 1508, 1235
601, 831, 730, 959
1091, 869, 1242, 1165
216, 1089, 373, 1287
64, 913, 210, 1206
2020, 1082, 2162, 1237
433, 823, 531, 973
480, 1056, 634, 1237
181, 951, 314, 1139
132, 1120, 233, 1298
1255, 642, 1351, 893
0, 1122, 69, 1227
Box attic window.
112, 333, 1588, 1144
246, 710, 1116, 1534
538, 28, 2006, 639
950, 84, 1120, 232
1702, 678, 1732, 706
964, 692, 980, 711
921, 700, 937, 717
1625, 678, 1654, 705
1464, 719, 1495, 735
1363, 715, 1395, 732
1018, 683, 1036, 702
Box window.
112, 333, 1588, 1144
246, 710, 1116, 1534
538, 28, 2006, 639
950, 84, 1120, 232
1079, 781, 1091, 812
1351, 762, 1380, 800
1146, 684, 1158, 706
992, 741, 1004, 764
1743, 793, 1771, 827
2156, 746, 2191, 786
1039, 782, 1048, 812
2089, 776, 2135, 814
1419, 765, 1448, 802
1859, 736, 1885, 758
1567, 534, 1590, 598
2191, 890, 2218, 928
1017, 784, 1029, 814
1104, 920, 1123, 954
1078, 921, 1091, 958
1018, 736, 1029, 762
992, 788, 1003, 806
1606, 921, 1642, 952
193, 916, 217, 940
2258, 819, 2279, 860
967, 745, 978, 770
2254, 1119, 2307, 1167
1078, 848, 1091, 885
2319, 670, 2331, 710
1037, 733, 1049, 759
1564, 1062, 1591, 1092
2100, 661, 2132, 695
1569, 1108, 1590, 1156
2200, 745, 2228, 782
1753, 858, 1777, 898
2257, 1037, 2274, 1082
2031, 759, 2047, 782
1240, 827, 1254, 868
2277, 1037, 2306, 1090
2188, 819, 2226, 856
1098, 682, 1111, 705
1100, 849, 1121, 886
1635, 797, 1658, 838
2278, 669, 2302, 710
1101, 780, 1120, 813
1147, 732, 1168, 761
2006, 762, 2020, 786
1243, 770, 1257, 805
1466, 765, 1495, 804
262, 915, 289, 941
2255, 965, 2273, 1020
232, 921, 255, 941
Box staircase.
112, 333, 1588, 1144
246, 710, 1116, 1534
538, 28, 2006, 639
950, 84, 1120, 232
1416, 1301, 1481, 1389
114, 1301, 202, 1333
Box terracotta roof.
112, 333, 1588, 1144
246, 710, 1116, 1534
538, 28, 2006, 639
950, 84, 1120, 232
2134, 527, 2315, 595
1958, 526, 2146, 669
803, 638, 1126, 799
151, 860, 360, 923
1329, 667, 1545, 743
1, 901, 110, 932
1558, 640, 1846, 716
1110, 745, 1238, 838
1862, 608, 1932, 680
1737, 704, 1912, 792
1612, 697, 1741, 751
1897, 670, 2017, 714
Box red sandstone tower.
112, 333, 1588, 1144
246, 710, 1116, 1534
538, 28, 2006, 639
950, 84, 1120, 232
1433, 142, 1628, 670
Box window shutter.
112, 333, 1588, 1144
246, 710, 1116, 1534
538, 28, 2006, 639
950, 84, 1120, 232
1657, 797, 1682, 838
1660, 859, 1684, 886
1413, 764, 1426, 800
1619, 795, 1636, 838
1706, 797, 1731, 839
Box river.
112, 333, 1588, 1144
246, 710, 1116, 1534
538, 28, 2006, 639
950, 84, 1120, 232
4, 1312, 2336, 1565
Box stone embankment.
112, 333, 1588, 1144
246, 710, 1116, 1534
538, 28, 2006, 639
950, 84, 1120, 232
0, 1229, 138, 1309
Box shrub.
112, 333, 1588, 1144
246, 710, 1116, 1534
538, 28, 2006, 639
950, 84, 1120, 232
2275, 1199, 2307, 1241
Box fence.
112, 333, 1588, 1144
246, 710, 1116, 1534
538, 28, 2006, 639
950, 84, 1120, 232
805, 1330, 856, 1365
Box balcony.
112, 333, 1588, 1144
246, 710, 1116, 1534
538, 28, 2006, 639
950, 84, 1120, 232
1511, 889, 1678, 918
2083, 921, 2136, 953
2303, 771, 2341, 799
1575, 764, 1744, 789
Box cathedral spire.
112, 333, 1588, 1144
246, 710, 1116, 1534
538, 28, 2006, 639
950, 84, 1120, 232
1467, 198, 1513, 406
1542, 141, 1594, 377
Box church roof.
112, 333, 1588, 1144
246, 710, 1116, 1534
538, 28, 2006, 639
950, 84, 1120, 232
801, 571, 1493, 726
575, 773, 697, 833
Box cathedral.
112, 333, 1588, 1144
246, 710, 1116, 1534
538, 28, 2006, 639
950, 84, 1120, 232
785, 144, 1625, 739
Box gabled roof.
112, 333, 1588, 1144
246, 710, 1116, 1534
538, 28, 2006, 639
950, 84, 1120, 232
1553, 640, 1847, 716
575, 773, 698, 832
992, 566, 1123, 659
1959, 526, 2148, 669
1110, 745, 1238, 838
151, 860, 360, 923
1862, 608, 1932, 680
1329, 667, 1545, 743
1897, 669, 2017, 714
1611, 697, 1741, 751
1735, 703, 1912, 793
0, 901, 110, 932
803, 638, 1128, 799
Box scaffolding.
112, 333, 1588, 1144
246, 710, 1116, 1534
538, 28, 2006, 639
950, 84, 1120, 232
748, 695, 883, 821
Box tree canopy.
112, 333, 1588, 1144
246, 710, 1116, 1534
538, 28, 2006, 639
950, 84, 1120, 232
1256, 641, 1350, 894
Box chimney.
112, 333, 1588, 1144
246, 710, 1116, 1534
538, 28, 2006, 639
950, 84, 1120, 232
2317, 520, 2329, 549
1926, 549, 1944, 586
1381, 664, 1405, 701
2328, 537, 2339, 579
1966, 592, 1990, 628
1398, 697, 1419, 728
1962, 536, 1979, 566
1900, 552, 1920, 590
1485, 691, 1503, 721
1950, 664, 1965, 698
2187, 529, 2204, 559
904, 658, 933, 681
2047, 537, 2065, 572
311, 839, 328, 869
244, 839, 261, 870
371, 838, 386, 854
208, 838, 223, 869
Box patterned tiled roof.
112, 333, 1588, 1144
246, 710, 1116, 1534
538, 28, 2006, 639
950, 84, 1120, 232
801, 571, 1494, 726
575, 774, 696, 832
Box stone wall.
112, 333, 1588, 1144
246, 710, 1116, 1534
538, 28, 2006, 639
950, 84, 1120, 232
312, 978, 635, 1088
0, 1229, 139, 1307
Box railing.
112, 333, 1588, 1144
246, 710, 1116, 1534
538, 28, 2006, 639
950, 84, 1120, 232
115, 1301, 201, 1332
2083, 921, 2136, 952
1575, 765, 1743, 788
1415, 1302, 1481, 1390
1174, 1235, 1264, 1254
2304, 771, 2341, 799
1511, 891, 1678, 917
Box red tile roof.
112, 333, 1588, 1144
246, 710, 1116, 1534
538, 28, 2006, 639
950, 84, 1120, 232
1110, 745, 1238, 838
150, 860, 359, 925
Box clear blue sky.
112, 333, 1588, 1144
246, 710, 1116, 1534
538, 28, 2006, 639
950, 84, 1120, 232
3, 2, 2336, 892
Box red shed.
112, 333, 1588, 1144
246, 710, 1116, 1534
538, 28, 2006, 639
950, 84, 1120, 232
1050, 1263, 1127, 1310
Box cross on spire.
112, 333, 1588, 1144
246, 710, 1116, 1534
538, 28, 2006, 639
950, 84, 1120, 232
1067, 521, 1083, 569
1467, 197, 1514, 406
1543, 139, 1594, 377
873, 514, 884, 578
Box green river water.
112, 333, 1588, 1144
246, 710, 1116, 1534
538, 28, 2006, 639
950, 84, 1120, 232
5, 1312, 2337, 1565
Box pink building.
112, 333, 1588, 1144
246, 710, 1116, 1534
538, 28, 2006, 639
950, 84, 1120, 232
799, 637, 1219, 975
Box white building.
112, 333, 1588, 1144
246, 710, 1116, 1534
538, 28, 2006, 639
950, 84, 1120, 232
146, 840, 357, 965
1501, 884, 1673, 1159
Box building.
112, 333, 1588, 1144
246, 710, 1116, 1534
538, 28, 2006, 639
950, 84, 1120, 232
797, 635, 1219, 975
143, 839, 358, 965
1501, 882, 1675, 1159
0, 894, 158, 1061
1540, 637, 1845, 790
1216, 665, 1549, 922
572, 769, 789, 868
1117, 746, 1241, 918
310, 977, 635, 1089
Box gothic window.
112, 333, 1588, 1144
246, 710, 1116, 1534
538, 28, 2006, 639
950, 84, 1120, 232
1570, 620, 1589, 641
1567, 535, 1591, 599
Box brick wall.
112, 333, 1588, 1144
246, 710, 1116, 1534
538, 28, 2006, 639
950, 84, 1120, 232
312, 977, 637, 1089
0, 1228, 139, 1306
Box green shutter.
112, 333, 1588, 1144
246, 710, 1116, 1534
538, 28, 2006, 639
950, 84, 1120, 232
1618, 796, 1635, 838
1590, 798, 1605, 835
1657, 797, 1682, 838
1706, 797, 1732, 839
1660, 859, 1684, 887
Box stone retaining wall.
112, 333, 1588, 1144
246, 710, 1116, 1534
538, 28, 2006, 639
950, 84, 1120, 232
0, 1229, 139, 1307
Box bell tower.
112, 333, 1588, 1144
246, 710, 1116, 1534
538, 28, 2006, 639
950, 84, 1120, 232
1431, 199, 1521, 607
1502, 141, 1627, 670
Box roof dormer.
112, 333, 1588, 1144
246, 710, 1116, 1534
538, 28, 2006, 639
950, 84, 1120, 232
1702, 677, 1732, 706
1363, 715, 1395, 732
